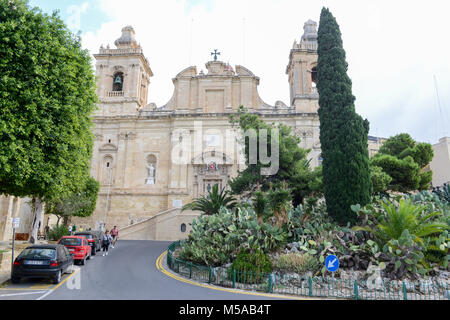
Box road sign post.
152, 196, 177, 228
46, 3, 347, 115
11, 218, 20, 276
325, 255, 340, 294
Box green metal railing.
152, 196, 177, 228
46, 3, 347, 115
167, 241, 449, 300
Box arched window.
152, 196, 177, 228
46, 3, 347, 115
113, 72, 124, 92
102, 155, 114, 185
311, 67, 318, 86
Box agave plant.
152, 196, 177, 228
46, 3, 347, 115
433, 184, 450, 203
182, 184, 236, 216
354, 199, 449, 246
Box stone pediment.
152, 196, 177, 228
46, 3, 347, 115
99, 143, 118, 152
162, 61, 272, 112
205, 61, 232, 75
175, 66, 198, 78
235, 65, 255, 77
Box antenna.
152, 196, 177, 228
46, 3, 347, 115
189, 18, 194, 66
243, 18, 246, 65
434, 75, 449, 139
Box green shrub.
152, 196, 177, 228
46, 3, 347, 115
178, 207, 286, 266
274, 253, 320, 274
352, 195, 450, 278
48, 225, 69, 241
229, 249, 273, 284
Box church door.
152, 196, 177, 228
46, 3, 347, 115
204, 180, 222, 198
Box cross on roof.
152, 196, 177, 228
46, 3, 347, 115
211, 49, 221, 61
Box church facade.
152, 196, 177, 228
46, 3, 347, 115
74, 20, 322, 240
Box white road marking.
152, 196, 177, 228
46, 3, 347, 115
36, 290, 53, 300
0, 291, 46, 297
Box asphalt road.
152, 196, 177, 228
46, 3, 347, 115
0, 240, 282, 300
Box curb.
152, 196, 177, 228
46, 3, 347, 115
157, 251, 323, 300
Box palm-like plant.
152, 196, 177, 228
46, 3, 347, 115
182, 184, 236, 216
354, 199, 448, 246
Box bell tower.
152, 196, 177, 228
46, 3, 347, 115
94, 26, 153, 115
286, 20, 319, 113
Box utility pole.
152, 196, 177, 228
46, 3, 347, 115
103, 167, 113, 230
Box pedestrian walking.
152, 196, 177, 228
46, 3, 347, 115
68, 225, 73, 235
110, 226, 119, 248
101, 230, 113, 256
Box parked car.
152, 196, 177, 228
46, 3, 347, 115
75, 231, 101, 255
11, 244, 74, 284
91, 230, 104, 241
58, 236, 92, 265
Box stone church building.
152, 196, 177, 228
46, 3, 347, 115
80, 20, 322, 240
0, 20, 330, 242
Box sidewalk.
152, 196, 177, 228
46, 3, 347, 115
0, 272, 9, 286
0, 241, 48, 279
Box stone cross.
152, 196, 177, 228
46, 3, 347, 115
211, 49, 221, 61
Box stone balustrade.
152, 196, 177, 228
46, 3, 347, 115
99, 48, 143, 55
106, 91, 124, 98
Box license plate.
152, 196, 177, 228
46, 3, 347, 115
69, 249, 75, 252
24, 260, 45, 265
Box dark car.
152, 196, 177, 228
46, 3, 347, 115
75, 231, 101, 255
91, 230, 105, 244
12, 244, 74, 284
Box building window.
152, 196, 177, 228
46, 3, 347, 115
113, 72, 124, 92
318, 154, 323, 166
181, 224, 187, 233
311, 67, 317, 86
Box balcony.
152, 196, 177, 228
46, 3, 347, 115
106, 91, 124, 98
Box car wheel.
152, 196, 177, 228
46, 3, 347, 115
91, 247, 96, 256
53, 270, 62, 284
87, 252, 91, 260
11, 276, 20, 284
81, 255, 86, 265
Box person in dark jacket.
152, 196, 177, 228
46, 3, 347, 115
101, 230, 113, 256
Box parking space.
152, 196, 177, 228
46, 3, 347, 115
0, 273, 74, 291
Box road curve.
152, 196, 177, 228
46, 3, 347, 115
43, 240, 284, 300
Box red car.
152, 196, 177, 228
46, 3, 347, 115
57, 236, 92, 265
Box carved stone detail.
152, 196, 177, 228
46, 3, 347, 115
119, 132, 137, 141
295, 129, 314, 138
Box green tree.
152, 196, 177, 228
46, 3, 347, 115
370, 165, 393, 194
46, 177, 100, 226
182, 184, 236, 216
229, 107, 319, 207
317, 8, 371, 225
0, 0, 97, 242
372, 133, 434, 192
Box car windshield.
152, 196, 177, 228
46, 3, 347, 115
20, 248, 56, 260
59, 238, 82, 246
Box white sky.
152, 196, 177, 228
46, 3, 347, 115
77, 0, 450, 144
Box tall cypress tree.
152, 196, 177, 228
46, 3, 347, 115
317, 8, 371, 225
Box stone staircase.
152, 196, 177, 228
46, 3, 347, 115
118, 208, 199, 241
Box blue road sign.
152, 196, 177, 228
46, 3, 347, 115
325, 255, 340, 272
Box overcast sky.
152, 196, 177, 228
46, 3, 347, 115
31, 0, 450, 144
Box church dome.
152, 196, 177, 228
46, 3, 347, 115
301, 20, 318, 44
114, 25, 138, 48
